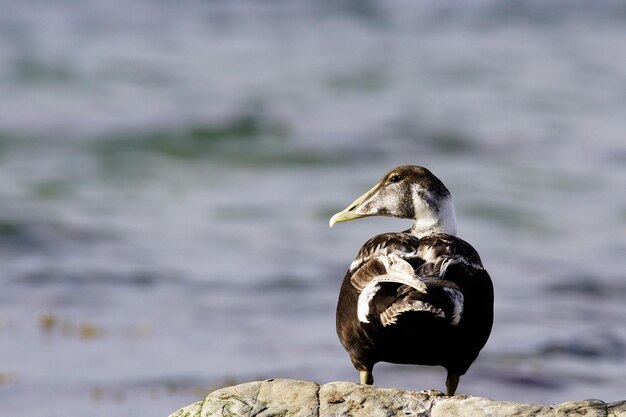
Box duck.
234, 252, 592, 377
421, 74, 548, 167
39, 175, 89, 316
329, 165, 493, 395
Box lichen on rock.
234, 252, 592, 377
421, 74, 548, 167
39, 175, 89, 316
168, 378, 626, 417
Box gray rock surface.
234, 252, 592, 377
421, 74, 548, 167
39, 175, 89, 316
169, 378, 626, 417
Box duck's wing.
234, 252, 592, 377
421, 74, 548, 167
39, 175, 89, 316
347, 233, 426, 325
350, 233, 489, 328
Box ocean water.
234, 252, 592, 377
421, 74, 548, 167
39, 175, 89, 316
1, 1, 626, 416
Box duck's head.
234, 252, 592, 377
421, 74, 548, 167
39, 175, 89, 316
329, 165, 457, 237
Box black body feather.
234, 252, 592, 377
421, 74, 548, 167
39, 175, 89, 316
336, 231, 494, 380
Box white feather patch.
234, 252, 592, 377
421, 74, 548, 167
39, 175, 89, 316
356, 273, 428, 324
380, 301, 444, 326
443, 287, 464, 326
349, 258, 362, 271
357, 282, 380, 323
422, 246, 438, 262
355, 253, 430, 324
349, 248, 420, 273
438, 257, 456, 276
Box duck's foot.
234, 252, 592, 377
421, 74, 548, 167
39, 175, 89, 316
359, 370, 373, 385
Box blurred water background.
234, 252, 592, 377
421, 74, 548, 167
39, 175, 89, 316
1, 1, 626, 416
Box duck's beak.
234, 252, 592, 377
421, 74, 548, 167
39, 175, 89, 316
329, 182, 380, 227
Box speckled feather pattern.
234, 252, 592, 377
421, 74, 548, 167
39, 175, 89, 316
334, 166, 494, 388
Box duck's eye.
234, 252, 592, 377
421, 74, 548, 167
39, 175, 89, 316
389, 174, 401, 183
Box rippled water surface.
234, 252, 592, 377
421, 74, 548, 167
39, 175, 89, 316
1, 2, 626, 416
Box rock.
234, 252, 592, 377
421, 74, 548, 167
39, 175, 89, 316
168, 378, 626, 417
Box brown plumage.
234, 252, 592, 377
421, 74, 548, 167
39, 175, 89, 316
330, 166, 494, 395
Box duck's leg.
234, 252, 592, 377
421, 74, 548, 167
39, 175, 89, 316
445, 373, 460, 396
359, 368, 374, 385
